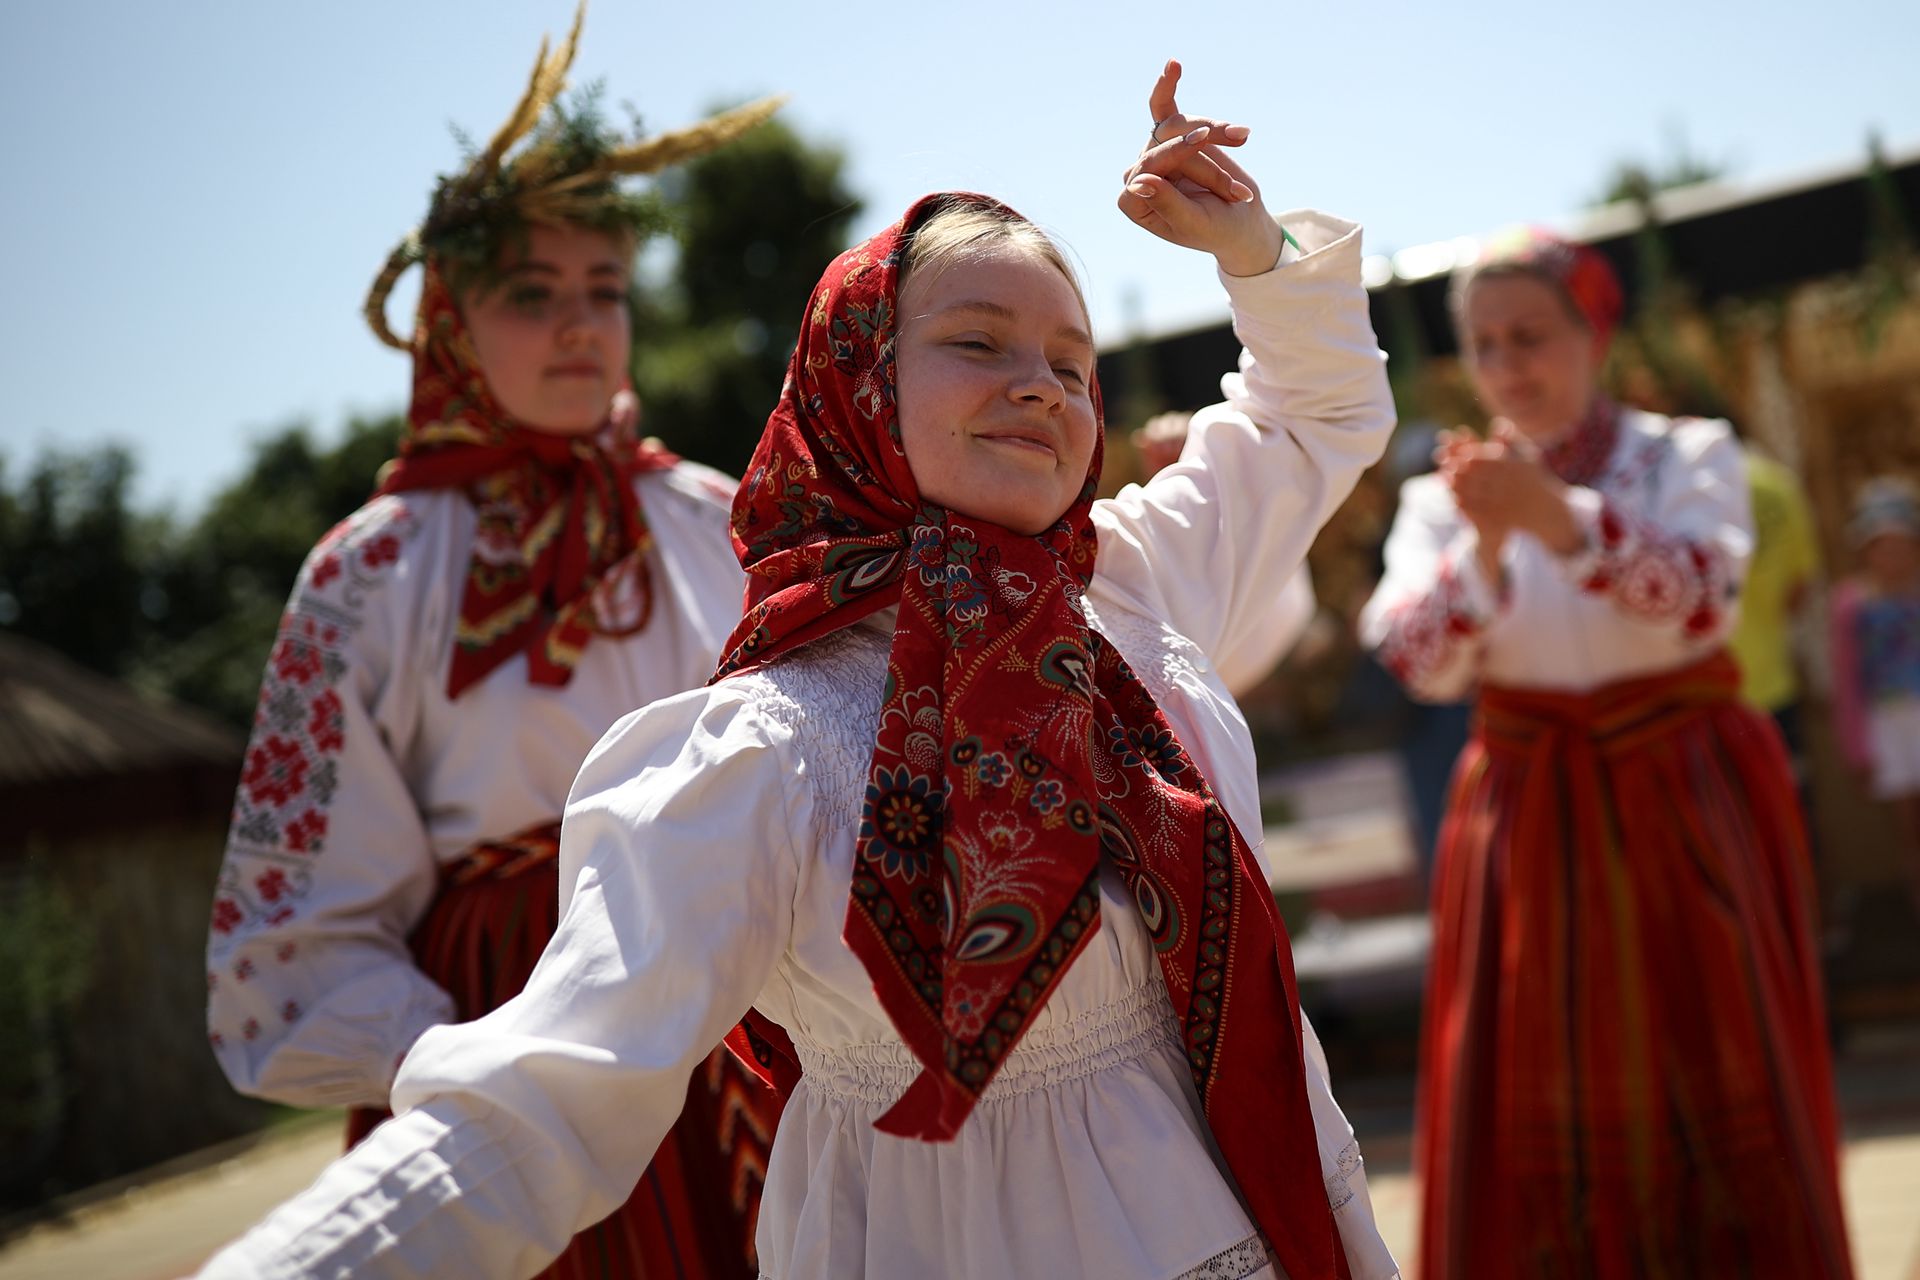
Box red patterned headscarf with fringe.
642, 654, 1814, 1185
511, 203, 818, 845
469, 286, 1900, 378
375, 261, 677, 699
715, 193, 1347, 1279
1474, 225, 1626, 351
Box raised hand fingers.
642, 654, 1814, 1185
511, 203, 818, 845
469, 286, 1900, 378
1200, 143, 1258, 195
1117, 171, 1177, 240
1128, 127, 1251, 204
1117, 171, 1213, 244
1146, 61, 1249, 148
1147, 60, 1182, 130
1148, 114, 1251, 149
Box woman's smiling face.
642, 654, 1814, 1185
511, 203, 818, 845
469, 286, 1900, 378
893, 246, 1098, 536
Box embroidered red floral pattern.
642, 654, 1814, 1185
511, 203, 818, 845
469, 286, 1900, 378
213, 500, 419, 953
1542, 397, 1622, 488
1374, 556, 1492, 698
1579, 495, 1731, 638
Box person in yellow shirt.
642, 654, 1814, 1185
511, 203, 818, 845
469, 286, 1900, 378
1732, 447, 1823, 755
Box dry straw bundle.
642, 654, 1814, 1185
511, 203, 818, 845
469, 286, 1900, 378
364, 0, 784, 349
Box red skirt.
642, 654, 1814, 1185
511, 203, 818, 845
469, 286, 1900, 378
346, 827, 782, 1279
1416, 653, 1851, 1279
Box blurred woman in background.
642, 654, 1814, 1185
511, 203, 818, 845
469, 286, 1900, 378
1362, 228, 1851, 1278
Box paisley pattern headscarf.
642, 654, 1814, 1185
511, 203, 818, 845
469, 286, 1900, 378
375, 261, 676, 698
717, 193, 1347, 1279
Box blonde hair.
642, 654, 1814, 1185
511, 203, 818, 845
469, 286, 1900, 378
899, 198, 1089, 323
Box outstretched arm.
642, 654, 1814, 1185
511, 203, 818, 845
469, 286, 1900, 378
198, 686, 806, 1280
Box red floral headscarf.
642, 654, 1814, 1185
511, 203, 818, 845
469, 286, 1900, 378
1472, 225, 1626, 350
717, 193, 1347, 1278
375, 261, 676, 698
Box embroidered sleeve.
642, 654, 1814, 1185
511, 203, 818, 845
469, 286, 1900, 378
1560, 491, 1732, 638
1360, 477, 1499, 704
1366, 547, 1498, 702
206, 497, 456, 1110
1552, 419, 1750, 649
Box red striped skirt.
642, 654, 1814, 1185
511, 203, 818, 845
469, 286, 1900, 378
347, 826, 781, 1279
1415, 653, 1851, 1279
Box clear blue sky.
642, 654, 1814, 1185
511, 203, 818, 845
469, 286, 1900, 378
3, 0, 1916, 517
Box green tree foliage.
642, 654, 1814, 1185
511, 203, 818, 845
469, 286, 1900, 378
0, 415, 401, 727
1586, 139, 1735, 421
0, 446, 147, 676
138, 414, 403, 725
0, 852, 94, 1201
633, 114, 862, 476
1591, 131, 1727, 210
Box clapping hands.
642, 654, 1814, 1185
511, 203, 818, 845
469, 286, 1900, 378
1437, 422, 1585, 582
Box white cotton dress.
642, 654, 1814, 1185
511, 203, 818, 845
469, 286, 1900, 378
197, 210, 1403, 1280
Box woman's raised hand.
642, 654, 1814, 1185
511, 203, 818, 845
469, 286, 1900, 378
1118, 61, 1283, 277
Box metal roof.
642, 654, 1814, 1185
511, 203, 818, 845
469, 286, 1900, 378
1100, 138, 1920, 401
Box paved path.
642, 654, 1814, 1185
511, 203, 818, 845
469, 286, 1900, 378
3, 1109, 1915, 1279
0, 1115, 347, 1280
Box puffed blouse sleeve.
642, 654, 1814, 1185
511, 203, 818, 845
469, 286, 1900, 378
205, 497, 455, 1110
196, 683, 808, 1280
1091, 210, 1394, 680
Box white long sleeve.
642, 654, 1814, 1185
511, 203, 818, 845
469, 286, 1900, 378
207, 497, 456, 1109
1093, 210, 1393, 689
198, 684, 806, 1280
205, 466, 745, 1111
1214, 566, 1316, 697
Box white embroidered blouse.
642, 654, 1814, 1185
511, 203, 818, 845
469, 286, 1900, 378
198, 211, 1402, 1280
1360, 408, 1753, 702
205, 462, 745, 1110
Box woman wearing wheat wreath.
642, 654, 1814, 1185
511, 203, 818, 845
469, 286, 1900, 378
204, 9, 785, 1276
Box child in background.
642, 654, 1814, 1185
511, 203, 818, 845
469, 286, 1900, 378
1830, 477, 1920, 916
